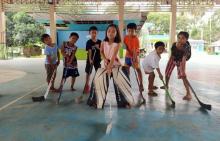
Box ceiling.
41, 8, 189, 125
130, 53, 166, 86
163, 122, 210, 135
1, 0, 219, 14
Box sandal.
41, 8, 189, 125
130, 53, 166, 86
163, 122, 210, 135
160, 86, 167, 89
148, 91, 158, 97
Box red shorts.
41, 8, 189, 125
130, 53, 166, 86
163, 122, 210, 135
165, 56, 187, 79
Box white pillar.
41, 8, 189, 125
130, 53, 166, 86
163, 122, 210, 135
49, 3, 57, 44
0, 0, 6, 59
0, 0, 6, 44
118, 0, 124, 42
169, 0, 176, 49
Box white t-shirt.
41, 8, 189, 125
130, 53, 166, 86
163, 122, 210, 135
142, 50, 161, 73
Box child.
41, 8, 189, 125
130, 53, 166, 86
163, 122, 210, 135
60, 32, 80, 91
142, 41, 165, 96
87, 24, 134, 108
161, 31, 192, 101
83, 26, 102, 94
124, 23, 144, 91
101, 24, 121, 72
41, 34, 60, 92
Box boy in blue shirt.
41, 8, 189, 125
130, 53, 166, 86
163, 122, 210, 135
41, 34, 60, 92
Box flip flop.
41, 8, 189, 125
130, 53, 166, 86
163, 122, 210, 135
148, 92, 158, 97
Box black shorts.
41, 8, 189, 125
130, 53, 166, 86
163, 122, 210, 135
85, 62, 101, 74
62, 67, 80, 78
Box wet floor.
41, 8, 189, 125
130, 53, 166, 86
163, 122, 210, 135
0, 53, 220, 141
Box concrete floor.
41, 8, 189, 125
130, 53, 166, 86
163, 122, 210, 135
0, 52, 220, 141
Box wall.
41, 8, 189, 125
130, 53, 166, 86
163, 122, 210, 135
57, 31, 105, 48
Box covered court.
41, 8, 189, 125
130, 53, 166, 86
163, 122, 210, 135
0, 0, 220, 141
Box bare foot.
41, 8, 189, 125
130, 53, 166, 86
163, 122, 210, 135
183, 95, 192, 101
50, 87, 59, 93
126, 104, 131, 109
71, 87, 76, 91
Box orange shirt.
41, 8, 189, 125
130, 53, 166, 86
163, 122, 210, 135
124, 35, 140, 58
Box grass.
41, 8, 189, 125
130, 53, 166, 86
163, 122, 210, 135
4, 48, 125, 60
29, 48, 87, 60
76, 48, 125, 60
76, 48, 87, 60
0, 44, 7, 59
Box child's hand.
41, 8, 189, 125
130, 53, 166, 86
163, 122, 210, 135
106, 65, 112, 75
89, 59, 93, 65
56, 61, 60, 66
132, 57, 136, 64
51, 64, 56, 70
104, 59, 110, 66
95, 44, 99, 49
132, 56, 139, 64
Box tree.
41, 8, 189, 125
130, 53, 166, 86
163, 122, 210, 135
190, 9, 220, 42
147, 12, 170, 34
176, 14, 194, 33
146, 12, 194, 35
6, 12, 45, 47
6, 12, 15, 47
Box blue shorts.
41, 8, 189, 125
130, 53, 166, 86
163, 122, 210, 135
125, 57, 133, 66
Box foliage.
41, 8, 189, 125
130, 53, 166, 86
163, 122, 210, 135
146, 10, 220, 43
6, 12, 45, 47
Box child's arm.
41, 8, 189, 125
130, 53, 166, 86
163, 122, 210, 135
124, 43, 132, 54
153, 56, 163, 80
60, 44, 66, 57
132, 38, 140, 63
106, 43, 120, 74
86, 41, 93, 64
57, 48, 60, 66
100, 42, 108, 65
156, 68, 163, 80
88, 49, 93, 64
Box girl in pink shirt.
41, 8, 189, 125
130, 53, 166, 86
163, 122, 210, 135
87, 24, 134, 109
100, 24, 121, 71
